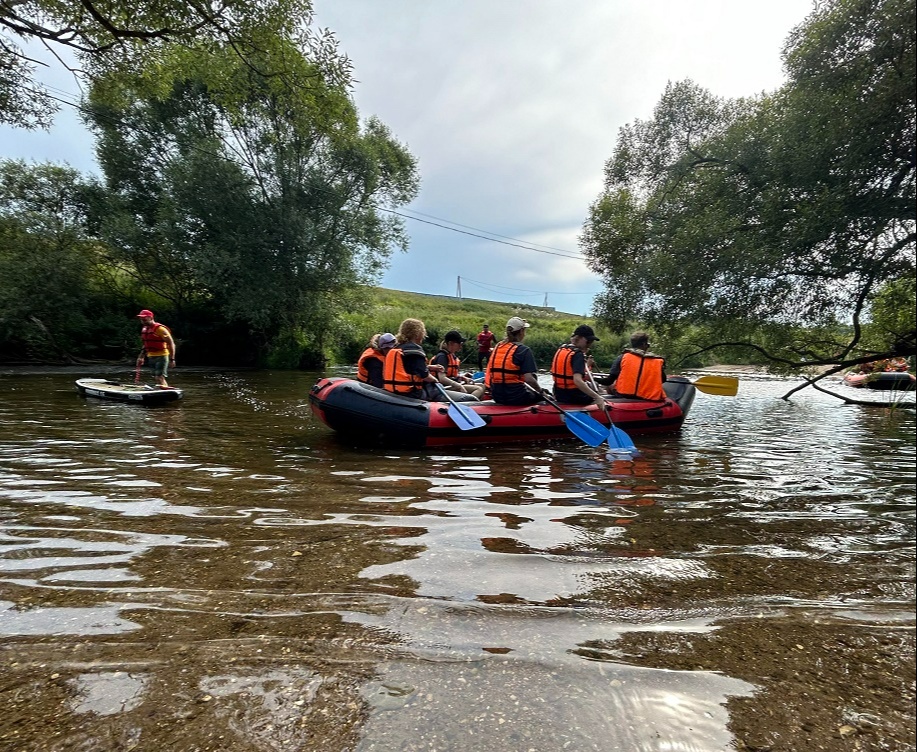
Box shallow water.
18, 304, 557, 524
0, 368, 914, 751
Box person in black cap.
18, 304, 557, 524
430, 330, 485, 398
550, 324, 607, 407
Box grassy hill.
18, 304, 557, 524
335, 287, 628, 368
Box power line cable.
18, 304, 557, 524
23, 84, 589, 261
461, 277, 599, 296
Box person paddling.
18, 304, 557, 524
430, 330, 485, 399
551, 324, 608, 408
600, 331, 667, 401
485, 317, 542, 405
135, 309, 177, 388
383, 318, 450, 401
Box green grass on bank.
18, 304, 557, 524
335, 288, 629, 368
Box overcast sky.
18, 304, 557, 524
2, 0, 815, 316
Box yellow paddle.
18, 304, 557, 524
691, 375, 739, 396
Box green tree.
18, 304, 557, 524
0, 160, 124, 360
85, 38, 419, 365
0, 0, 350, 128
581, 0, 915, 388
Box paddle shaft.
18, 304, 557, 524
434, 382, 486, 430
587, 372, 636, 451
524, 384, 607, 447
590, 372, 738, 397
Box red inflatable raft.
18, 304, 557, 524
309, 375, 696, 448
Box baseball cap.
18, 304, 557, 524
137, 309, 154, 318
444, 330, 466, 343
379, 332, 397, 348
573, 324, 599, 342
506, 316, 530, 332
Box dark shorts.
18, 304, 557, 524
553, 387, 592, 405
491, 384, 542, 406
147, 355, 169, 378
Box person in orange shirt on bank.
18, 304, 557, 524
135, 309, 177, 388
475, 323, 497, 371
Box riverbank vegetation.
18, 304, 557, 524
581, 0, 915, 388
1, 0, 913, 386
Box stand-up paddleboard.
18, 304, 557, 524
75, 378, 183, 404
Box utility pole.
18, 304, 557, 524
457, 276, 462, 299
543, 292, 549, 308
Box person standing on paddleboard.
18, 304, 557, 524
135, 309, 177, 388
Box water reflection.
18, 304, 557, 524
0, 370, 912, 752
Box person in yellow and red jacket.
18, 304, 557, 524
551, 324, 608, 409
135, 309, 177, 388
357, 332, 396, 388
601, 331, 667, 402
430, 330, 485, 399
485, 317, 542, 405
383, 318, 466, 401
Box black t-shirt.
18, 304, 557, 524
491, 343, 539, 405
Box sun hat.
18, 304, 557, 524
506, 316, 530, 332
573, 324, 599, 342
137, 309, 154, 318
444, 330, 466, 343
378, 332, 397, 348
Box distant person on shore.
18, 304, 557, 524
551, 324, 608, 408
599, 331, 666, 401
135, 309, 176, 388
430, 330, 485, 399
476, 323, 497, 371
485, 317, 543, 405
383, 318, 463, 401
357, 332, 397, 388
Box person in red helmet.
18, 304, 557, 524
135, 309, 177, 388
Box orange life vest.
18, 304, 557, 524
383, 346, 425, 394
615, 351, 666, 401
431, 350, 460, 378
357, 347, 385, 383
486, 341, 525, 387
141, 323, 171, 357
551, 344, 581, 390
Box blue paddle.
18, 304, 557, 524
526, 384, 607, 447
587, 372, 636, 452
434, 382, 486, 430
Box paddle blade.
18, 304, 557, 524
608, 424, 637, 451
447, 402, 487, 430
562, 412, 608, 447
693, 375, 739, 396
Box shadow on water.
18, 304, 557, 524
0, 368, 913, 751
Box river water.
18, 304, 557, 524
0, 367, 914, 752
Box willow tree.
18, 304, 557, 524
581, 0, 915, 396
0, 0, 349, 128
84, 35, 418, 366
